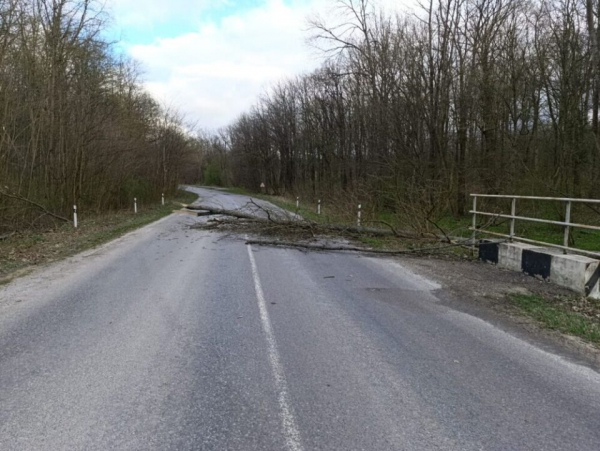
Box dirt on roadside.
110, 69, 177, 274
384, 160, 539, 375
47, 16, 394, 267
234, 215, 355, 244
399, 254, 600, 365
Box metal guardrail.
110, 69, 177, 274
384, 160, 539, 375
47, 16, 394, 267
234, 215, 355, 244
470, 194, 600, 258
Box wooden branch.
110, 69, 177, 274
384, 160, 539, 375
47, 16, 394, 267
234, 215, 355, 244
188, 204, 422, 239
315, 223, 419, 239
0, 189, 70, 223
425, 217, 452, 244
245, 239, 466, 255
187, 205, 265, 221
0, 232, 15, 241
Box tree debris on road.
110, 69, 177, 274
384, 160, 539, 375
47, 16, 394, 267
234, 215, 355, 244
188, 201, 471, 258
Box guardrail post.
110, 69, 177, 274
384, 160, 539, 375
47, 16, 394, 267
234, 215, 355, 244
472, 195, 477, 253
510, 197, 516, 242
563, 200, 571, 254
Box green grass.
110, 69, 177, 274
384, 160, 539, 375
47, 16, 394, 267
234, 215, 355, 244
269, 197, 330, 223
220, 186, 251, 196
510, 293, 600, 344
218, 186, 337, 223
172, 189, 200, 205
0, 189, 197, 281
438, 213, 600, 252
358, 236, 387, 249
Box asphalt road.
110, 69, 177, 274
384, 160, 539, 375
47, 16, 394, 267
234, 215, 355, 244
0, 186, 599, 451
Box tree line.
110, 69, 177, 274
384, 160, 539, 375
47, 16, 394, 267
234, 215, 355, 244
203, 0, 600, 225
0, 0, 200, 232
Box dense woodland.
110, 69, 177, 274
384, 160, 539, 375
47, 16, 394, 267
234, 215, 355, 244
0, 0, 200, 232
4, 0, 600, 234
202, 0, 600, 225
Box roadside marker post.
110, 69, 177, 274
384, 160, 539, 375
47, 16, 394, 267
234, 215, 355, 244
471, 196, 477, 255
357, 204, 362, 227
563, 200, 572, 253
73, 205, 78, 229
162, 193, 165, 206
134, 198, 138, 214
318, 200, 321, 215
296, 197, 299, 209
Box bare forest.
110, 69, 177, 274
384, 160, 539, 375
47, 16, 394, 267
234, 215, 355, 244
0, 0, 201, 232
202, 0, 600, 227
4, 0, 600, 235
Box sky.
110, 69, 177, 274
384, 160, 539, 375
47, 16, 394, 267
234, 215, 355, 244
107, 0, 412, 131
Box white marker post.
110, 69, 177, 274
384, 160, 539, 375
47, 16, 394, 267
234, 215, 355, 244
162, 193, 165, 206
134, 198, 138, 214
73, 205, 78, 229
357, 204, 362, 227
318, 199, 321, 215
296, 197, 299, 209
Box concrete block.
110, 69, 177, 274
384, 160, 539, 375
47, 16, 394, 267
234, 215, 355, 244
478, 240, 500, 264
521, 247, 565, 280
498, 242, 541, 272
491, 242, 600, 299
549, 254, 600, 299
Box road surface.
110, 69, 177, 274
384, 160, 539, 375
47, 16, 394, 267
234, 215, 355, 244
0, 186, 599, 450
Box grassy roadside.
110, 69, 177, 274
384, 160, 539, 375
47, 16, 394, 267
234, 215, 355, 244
0, 189, 197, 283
221, 186, 403, 231
509, 293, 600, 345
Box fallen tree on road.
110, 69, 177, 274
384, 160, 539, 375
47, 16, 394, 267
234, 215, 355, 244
245, 239, 471, 255
185, 200, 479, 259
186, 203, 426, 240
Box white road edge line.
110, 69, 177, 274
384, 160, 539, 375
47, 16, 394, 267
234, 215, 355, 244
246, 243, 304, 451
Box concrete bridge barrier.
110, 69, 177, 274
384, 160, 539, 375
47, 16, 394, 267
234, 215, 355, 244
479, 241, 600, 299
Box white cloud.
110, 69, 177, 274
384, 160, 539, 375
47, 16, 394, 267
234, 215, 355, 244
115, 0, 415, 130
125, 0, 322, 130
